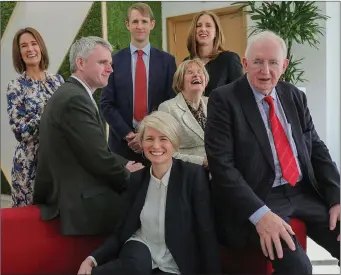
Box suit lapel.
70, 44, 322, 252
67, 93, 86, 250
165, 160, 181, 243
239, 76, 275, 171
176, 93, 204, 141
276, 85, 306, 163
121, 49, 134, 112
148, 48, 158, 112
130, 168, 151, 223
67, 77, 104, 134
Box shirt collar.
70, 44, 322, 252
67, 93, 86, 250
149, 163, 172, 187
246, 75, 277, 104
71, 75, 93, 95
130, 43, 151, 56
70, 75, 97, 109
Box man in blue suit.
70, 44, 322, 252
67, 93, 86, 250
101, 2, 177, 164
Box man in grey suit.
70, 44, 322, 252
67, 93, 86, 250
33, 36, 143, 236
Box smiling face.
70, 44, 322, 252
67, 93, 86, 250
183, 62, 206, 95
126, 9, 155, 45
142, 126, 175, 166
243, 38, 288, 94
195, 14, 216, 46
19, 32, 42, 68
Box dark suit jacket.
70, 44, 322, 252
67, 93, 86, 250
100, 47, 177, 162
184, 51, 243, 97
33, 77, 130, 236
205, 75, 340, 248
90, 159, 221, 274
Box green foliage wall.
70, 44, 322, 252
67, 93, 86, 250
0, 1, 16, 39
0, 2, 163, 195
1, 1, 16, 194
58, 2, 102, 103
107, 1, 162, 52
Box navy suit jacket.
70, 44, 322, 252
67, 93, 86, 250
100, 47, 177, 160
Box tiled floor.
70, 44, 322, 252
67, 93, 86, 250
1, 195, 339, 273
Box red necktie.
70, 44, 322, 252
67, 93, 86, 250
134, 50, 147, 122
264, 96, 299, 186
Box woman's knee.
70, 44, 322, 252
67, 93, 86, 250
120, 241, 152, 275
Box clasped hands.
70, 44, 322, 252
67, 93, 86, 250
256, 204, 340, 260
126, 132, 142, 153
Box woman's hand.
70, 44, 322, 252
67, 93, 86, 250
77, 258, 95, 275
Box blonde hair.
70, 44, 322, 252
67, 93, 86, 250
172, 58, 209, 94
187, 10, 225, 59
137, 111, 181, 151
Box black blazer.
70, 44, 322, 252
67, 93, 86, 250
100, 47, 177, 161
90, 159, 221, 274
205, 75, 340, 248
184, 51, 243, 97
33, 77, 130, 236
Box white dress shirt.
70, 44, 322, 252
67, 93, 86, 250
88, 165, 179, 274
70, 75, 98, 110
127, 165, 180, 274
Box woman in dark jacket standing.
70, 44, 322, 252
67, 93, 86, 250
184, 10, 243, 96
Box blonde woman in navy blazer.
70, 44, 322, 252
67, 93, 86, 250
78, 111, 221, 275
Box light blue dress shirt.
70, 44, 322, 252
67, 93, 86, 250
130, 43, 151, 128
248, 78, 302, 225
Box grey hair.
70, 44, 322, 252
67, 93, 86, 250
69, 36, 113, 73
245, 30, 287, 60
137, 111, 181, 151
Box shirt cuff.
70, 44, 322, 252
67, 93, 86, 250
87, 256, 98, 267
249, 205, 271, 225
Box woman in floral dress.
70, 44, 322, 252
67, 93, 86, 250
6, 27, 64, 207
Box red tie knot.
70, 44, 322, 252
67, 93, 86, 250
137, 50, 144, 57
264, 95, 274, 107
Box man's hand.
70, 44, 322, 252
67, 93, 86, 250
256, 211, 296, 260
203, 157, 209, 169
125, 161, 144, 172
77, 258, 94, 275
329, 204, 340, 241
127, 135, 142, 153
125, 132, 136, 142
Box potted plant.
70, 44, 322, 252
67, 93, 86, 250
233, 1, 329, 86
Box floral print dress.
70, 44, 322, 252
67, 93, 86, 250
6, 71, 64, 207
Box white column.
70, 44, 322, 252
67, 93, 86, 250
325, 1, 341, 170
1, 2, 93, 182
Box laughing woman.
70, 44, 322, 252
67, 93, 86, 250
78, 111, 221, 275
159, 59, 209, 168
6, 27, 64, 207
184, 10, 243, 96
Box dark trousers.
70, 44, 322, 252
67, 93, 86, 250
248, 182, 340, 275
92, 241, 176, 275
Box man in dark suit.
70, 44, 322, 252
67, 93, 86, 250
205, 30, 340, 274
100, 3, 177, 165
33, 36, 143, 236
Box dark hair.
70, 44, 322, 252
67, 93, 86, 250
12, 27, 49, 73
187, 11, 225, 59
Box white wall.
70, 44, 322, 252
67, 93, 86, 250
161, 1, 340, 169
1, 1, 93, 182
325, 2, 340, 170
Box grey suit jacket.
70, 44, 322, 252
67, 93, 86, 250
33, 77, 130, 236
159, 93, 207, 165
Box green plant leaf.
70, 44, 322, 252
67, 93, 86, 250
239, 1, 328, 86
